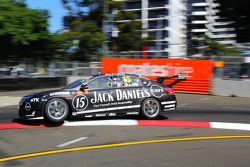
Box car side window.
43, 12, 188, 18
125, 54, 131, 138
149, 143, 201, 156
87, 76, 113, 90
120, 75, 142, 87
108, 76, 123, 88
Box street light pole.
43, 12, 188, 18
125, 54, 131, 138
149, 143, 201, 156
102, 0, 109, 57
156, 16, 164, 57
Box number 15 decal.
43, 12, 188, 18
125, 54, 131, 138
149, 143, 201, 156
73, 95, 88, 110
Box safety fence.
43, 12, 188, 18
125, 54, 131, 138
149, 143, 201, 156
1, 58, 249, 95
0, 61, 101, 78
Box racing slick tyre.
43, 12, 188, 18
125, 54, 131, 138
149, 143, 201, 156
141, 98, 161, 119
44, 98, 69, 123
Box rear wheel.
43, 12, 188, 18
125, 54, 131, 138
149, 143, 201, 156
141, 98, 161, 119
44, 98, 69, 123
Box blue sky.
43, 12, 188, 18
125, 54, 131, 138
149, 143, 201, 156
26, 0, 67, 32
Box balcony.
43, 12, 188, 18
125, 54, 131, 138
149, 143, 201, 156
192, 11, 208, 16
149, 0, 168, 8
192, 20, 208, 24
192, 3, 209, 7
148, 10, 169, 19
212, 28, 235, 32
211, 34, 237, 39
148, 20, 169, 29
192, 29, 208, 33
124, 2, 141, 10
217, 40, 236, 45
148, 30, 169, 39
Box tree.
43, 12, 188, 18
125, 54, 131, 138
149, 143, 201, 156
188, 35, 240, 58
62, 0, 151, 58
0, 0, 52, 62
110, 6, 152, 53
62, 0, 105, 60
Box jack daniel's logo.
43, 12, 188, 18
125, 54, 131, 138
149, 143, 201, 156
90, 89, 151, 104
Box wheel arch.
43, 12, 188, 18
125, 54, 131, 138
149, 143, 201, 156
42, 97, 72, 116
140, 97, 163, 113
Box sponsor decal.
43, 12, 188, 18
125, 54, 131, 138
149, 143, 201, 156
77, 105, 141, 114
95, 113, 106, 117
118, 63, 194, 77
127, 112, 139, 115
50, 92, 70, 96
90, 88, 150, 104
73, 87, 162, 112
30, 98, 39, 103
26, 111, 36, 117
91, 91, 114, 103
25, 103, 31, 111
85, 115, 93, 118
108, 113, 116, 116
72, 95, 89, 111
122, 75, 132, 86
104, 73, 124, 76
150, 85, 164, 98
72, 112, 77, 116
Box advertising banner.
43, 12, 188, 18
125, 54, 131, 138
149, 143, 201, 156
102, 58, 213, 94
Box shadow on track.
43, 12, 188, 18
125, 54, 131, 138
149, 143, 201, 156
12, 118, 64, 127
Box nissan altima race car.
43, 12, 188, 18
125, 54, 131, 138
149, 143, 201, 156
18, 73, 185, 123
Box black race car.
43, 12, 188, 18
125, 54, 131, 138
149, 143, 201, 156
19, 73, 185, 123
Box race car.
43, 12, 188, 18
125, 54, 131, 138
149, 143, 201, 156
18, 73, 185, 123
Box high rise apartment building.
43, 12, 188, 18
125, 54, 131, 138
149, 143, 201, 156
114, 0, 187, 58
188, 0, 236, 46
113, 0, 236, 58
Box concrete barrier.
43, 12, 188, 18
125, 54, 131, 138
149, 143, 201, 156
212, 79, 250, 97
0, 77, 66, 91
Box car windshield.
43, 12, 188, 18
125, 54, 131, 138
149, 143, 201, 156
65, 79, 86, 89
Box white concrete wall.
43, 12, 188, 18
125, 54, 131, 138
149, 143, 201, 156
212, 79, 250, 97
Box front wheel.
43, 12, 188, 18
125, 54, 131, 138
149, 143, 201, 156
141, 98, 161, 119
44, 98, 69, 123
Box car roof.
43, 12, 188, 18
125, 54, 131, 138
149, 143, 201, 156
91, 73, 140, 78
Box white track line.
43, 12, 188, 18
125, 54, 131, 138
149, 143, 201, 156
63, 120, 250, 131
210, 122, 250, 131
64, 120, 138, 126
201, 97, 210, 101
56, 137, 88, 148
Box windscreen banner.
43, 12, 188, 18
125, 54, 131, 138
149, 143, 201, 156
101, 58, 214, 94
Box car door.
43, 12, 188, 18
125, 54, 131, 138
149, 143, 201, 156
111, 74, 151, 113
72, 75, 116, 115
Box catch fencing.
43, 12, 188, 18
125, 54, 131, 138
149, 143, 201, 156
0, 61, 101, 78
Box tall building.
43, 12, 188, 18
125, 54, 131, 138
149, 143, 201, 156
113, 0, 187, 58
188, 0, 236, 46
112, 0, 237, 58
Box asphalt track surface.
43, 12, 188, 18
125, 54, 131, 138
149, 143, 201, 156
0, 93, 250, 167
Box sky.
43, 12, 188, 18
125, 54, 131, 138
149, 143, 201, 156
26, 0, 67, 32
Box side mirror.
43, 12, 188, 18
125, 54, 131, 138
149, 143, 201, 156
178, 73, 186, 80
80, 84, 88, 91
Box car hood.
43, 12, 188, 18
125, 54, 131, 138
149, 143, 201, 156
28, 89, 65, 98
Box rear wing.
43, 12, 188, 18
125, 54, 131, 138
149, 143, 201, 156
157, 73, 186, 88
